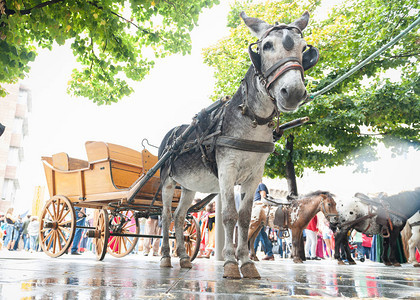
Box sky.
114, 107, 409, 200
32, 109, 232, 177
12, 0, 420, 212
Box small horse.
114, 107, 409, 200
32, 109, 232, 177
158, 12, 318, 279
334, 188, 420, 266
407, 210, 420, 267
248, 191, 338, 263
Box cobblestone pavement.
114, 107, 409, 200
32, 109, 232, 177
0, 250, 419, 299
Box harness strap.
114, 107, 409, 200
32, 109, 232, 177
266, 63, 304, 91
216, 136, 274, 153
410, 221, 420, 227
263, 57, 301, 78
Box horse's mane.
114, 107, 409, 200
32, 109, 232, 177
289, 190, 335, 204
301, 190, 335, 199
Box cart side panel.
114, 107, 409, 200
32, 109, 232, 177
42, 157, 54, 198
83, 161, 119, 195
111, 161, 143, 189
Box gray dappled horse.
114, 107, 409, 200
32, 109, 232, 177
334, 188, 420, 266
158, 12, 319, 279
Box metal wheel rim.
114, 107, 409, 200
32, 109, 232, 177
39, 195, 76, 258
108, 210, 139, 257
95, 209, 109, 261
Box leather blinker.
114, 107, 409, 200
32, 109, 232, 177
302, 45, 319, 71
248, 42, 262, 74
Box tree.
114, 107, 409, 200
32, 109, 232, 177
203, 0, 419, 191
0, 0, 219, 104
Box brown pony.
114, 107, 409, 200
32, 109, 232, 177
248, 191, 338, 263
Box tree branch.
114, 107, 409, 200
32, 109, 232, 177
86, 1, 153, 36
4, 0, 65, 16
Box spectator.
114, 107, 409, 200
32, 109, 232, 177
22, 215, 31, 251
361, 233, 373, 262
12, 216, 23, 250
143, 215, 160, 256
305, 215, 320, 260
4, 208, 17, 251
320, 216, 334, 258
70, 207, 86, 255
352, 230, 363, 260
253, 181, 274, 261
28, 216, 40, 252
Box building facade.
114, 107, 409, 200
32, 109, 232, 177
0, 83, 31, 213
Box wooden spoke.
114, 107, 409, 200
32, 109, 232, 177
42, 230, 54, 243
94, 209, 109, 261
52, 231, 57, 254
58, 209, 71, 223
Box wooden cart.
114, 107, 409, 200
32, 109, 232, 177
40, 141, 204, 261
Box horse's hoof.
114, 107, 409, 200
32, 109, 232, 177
393, 262, 401, 267
180, 257, 192, 268
293, 258, 303, 264
337, 260, 345, 265
240, 262, 261, 279
160, 256, 172, 268
348, 261, 357, 265
249, 255, 259, 262
413, 263, 420, 268
223, 261, 241, 279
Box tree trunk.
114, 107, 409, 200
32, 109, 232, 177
285, 134, 298, 197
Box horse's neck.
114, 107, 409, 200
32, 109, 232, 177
222, 67, 276, 139
297, 196, 321, 221
242, 67, 277, 120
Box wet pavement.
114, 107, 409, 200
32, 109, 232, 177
0, 250, 419, 299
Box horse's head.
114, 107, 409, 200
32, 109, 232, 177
319, 193, 339, 225
241, 12, 318, 112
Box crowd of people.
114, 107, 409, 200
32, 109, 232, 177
0, 188, 417, 266
0, 208, 40, 252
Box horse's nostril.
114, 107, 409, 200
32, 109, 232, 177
281, 88, 288, 97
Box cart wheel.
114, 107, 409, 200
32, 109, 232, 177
94, 209, 109, 261
170, 216, 201, 261
108, 210, 139, 257
39, 195, 76, 258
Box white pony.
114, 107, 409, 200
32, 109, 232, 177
407, 211, 420, 267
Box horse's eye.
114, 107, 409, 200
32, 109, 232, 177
350, 211, 354, 215
327, 203, 331, 206
263, 42, 273, 51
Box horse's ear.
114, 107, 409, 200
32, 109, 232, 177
290, 11, 310, 31
240, 11, 271, 39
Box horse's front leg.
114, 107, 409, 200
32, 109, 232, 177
248, 224, 262, 261
334, 229, 346, 265
173, 189, 196, 268
160, 178, 176, 268
236, 181, 261, 279
381, 235, 392, 266
388, 228, 402, 267
291, 228, 303, 263
218, 180, 241, 278
408, 233, 420, 266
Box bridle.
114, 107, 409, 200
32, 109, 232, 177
247, 24, 319, 106
320, 197, 339, 222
